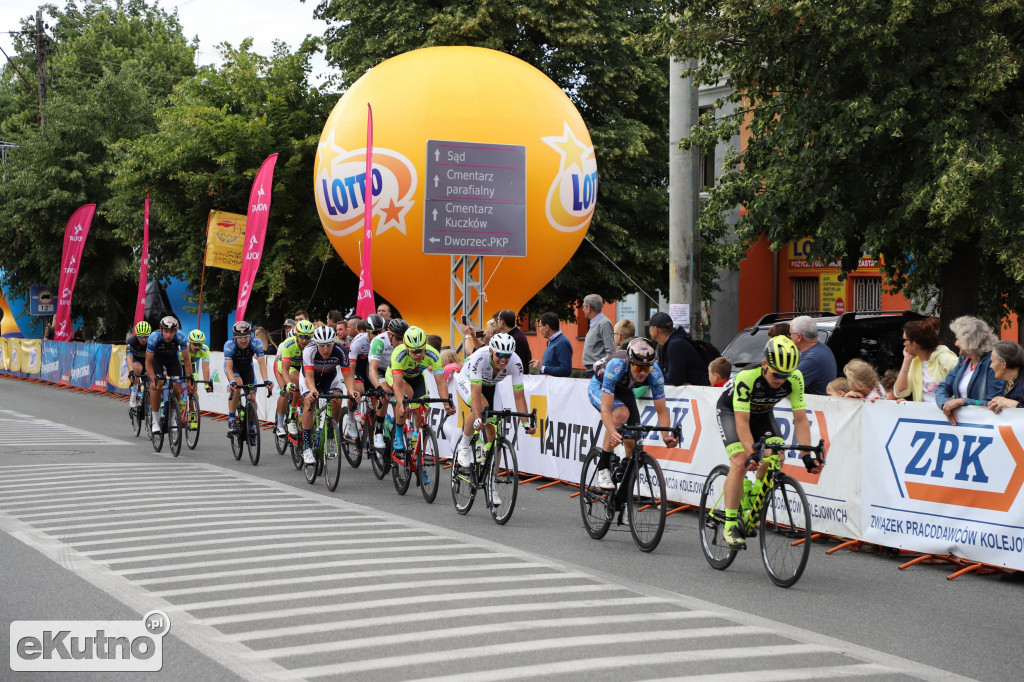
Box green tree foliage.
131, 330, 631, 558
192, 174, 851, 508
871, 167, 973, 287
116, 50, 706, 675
667, 1, 1024, 329
108, 39, 345, 344
0, 0, 195, 336
311, 0, 681, 318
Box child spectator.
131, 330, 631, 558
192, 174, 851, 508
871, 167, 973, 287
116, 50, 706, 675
880, 369, 899, 400
708, 356, 732, 387
441, 348, 462, 383
843, 359, 884, 400
826, 377, 850, 397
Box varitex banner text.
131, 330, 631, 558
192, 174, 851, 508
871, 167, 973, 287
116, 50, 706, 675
10, 611, 169, 672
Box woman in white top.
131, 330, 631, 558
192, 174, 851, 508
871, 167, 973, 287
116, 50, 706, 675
893, 317, 958, 403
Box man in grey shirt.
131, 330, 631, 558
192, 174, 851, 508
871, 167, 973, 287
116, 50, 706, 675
581, 293, 614, 377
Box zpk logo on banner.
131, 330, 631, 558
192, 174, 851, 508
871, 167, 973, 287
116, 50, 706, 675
885, 418, 1024, 512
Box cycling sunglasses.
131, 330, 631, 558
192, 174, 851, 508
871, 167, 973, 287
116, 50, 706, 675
631, 362, 653, 371
297, 334, 312, 340
771, 371, 792, 380
493, 351, 513, 359
409, 348, 426, 355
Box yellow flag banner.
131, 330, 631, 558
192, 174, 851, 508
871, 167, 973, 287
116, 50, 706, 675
205, 210, 246, 271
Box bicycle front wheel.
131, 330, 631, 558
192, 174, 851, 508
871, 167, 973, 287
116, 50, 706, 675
626, 452, 666, 552
760, 473, 812, 588
418, 429, 441, 503
185, 395, 201, 450
230, 409, 243, 460
579, 447, 612, 540
130, 401, 142, 438
450, 437, 476, 514
391, 447, 411, 495
151, 408, 164, 452
488, 439, 519, 525
245, 403, 261, 466
167, 398, 182, 457
342, 408, 362, 468
698, 464, 739, 570
324, 418, 342, 492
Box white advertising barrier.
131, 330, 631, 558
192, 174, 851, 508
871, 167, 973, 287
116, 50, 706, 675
414, 375, 864, 540
862, 401, 1024, 570
197, 351, 280, 424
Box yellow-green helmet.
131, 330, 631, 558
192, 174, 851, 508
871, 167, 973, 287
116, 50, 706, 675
295, 320, 315, 336
764, 335, 800, 374
403, 326, 426, 350
134, 321, 152, 336
188, 329, 206, 344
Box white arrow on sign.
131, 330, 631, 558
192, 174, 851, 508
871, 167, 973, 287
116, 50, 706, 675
432, 208, 438, 221
434, 175, 439, 188
429, 237, 440, 244
434, 149, 440, 162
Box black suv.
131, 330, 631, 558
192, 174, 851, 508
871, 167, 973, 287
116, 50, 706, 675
722, 310, 926, 376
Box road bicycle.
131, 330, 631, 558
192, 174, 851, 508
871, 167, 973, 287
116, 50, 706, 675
698, 439, 825, 588
228, 382, 273, 466
360, 387, 391, 480
340, 392, 364, 469
303, 389, 347, 491
275, 382, 301, 459
183, 379, 213, 450
579, 423, 678, 553
148, 375, 188, 457
128, 371, 149, 438
451, 408, 536, 525
390, 396, 451, 503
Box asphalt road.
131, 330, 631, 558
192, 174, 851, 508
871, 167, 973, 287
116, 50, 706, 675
1, 376, 1017, 681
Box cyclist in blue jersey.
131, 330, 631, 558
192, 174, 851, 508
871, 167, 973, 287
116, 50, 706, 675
144, 316, 193, 434
587, 337, 679, 489
224, 320, 272, 434
127, 320, 151, 408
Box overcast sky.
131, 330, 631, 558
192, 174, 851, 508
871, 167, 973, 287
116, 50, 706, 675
0, 0, 336, 81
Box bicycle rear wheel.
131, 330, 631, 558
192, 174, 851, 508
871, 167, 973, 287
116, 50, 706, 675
419, 429, 441, 503
488, 439, 519, 525
698, 464, 739, 570
324, 418, 342, 492
391, 446, 411, 495
450, 437, 476, 514
341, 407, 362, 468
760, 473, 812, 588
579, 447, 613, 540
245, 402, 261, 466
185, 395, 201, 450
626, 453, 666, 552
168, 398, 182, 457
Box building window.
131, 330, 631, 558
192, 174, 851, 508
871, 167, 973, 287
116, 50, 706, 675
854, 277, 882, 311
793, 278, 819, 312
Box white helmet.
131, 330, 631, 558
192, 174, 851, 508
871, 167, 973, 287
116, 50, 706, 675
489, 332, 515, 354
312, 326, 336, 345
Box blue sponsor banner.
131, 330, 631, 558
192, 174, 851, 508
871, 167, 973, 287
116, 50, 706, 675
68, 343, 94, 388
90, 343, 111, 391
39, 341, 64, 383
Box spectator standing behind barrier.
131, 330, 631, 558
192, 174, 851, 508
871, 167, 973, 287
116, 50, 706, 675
253, 326, 276, 355
987, 340, 1024, 413
708, 356, 731, 387
376, 303, 392, 323
936, 316, 1005, 426
530, 311, 573, 377
768, 322, 790, 338
826, 377, 850, 397
880, 369, 899, 400
647, 311, 710, 386
613, 319, 635, 350
893, 317, 958, 403
440, 348, 462, 383
581, 294, 614, 377
494, 309, 532, 368
843, 359, 884, 400
789, 315, 837, 395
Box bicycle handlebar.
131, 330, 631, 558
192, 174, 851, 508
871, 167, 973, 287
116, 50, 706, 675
482, 408, 538, 429
231, 381, 274, 398
617, 423, 682, 441
746, 438, 826, 472
402, 396, 454, 406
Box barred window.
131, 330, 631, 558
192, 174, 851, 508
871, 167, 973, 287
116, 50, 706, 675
853, 277, 882, 311
793, 278, 819, 312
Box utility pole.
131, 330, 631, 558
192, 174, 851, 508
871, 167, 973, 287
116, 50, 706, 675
668, 57, 702, 337
35, 9, 47, 127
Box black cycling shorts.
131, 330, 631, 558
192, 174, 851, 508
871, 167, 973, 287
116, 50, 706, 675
716, 409, 783, 457
151, 355, 183, 379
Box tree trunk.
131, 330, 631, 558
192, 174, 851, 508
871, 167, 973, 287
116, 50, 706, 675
210, 310, 228, 351
939, 242, 981, 348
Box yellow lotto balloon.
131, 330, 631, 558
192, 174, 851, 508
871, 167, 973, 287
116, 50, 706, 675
314, 46, 597, 341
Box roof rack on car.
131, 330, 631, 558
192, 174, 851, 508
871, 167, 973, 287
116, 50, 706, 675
753, 311, 832, 326
835, 310, 924, 326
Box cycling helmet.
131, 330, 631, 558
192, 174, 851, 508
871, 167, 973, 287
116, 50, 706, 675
488, 333, 515, 354
403, 326, 427, 350
232, 321, 251, 337
159, 316, 179, 331
188, 329, 206, 344
388, 318, 409, 337
366, 314, 386, 332
295, 320, 314, 336
626, 337, 656, 366
134, 321, 152, 336
764, 335, 800, 374
312, 325, 336, 345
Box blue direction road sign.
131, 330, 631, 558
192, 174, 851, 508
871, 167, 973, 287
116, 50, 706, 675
424, 140, 527, 257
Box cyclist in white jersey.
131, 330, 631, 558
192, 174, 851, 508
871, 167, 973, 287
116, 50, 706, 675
369, 318, 406, 448
454, 333, 536, 468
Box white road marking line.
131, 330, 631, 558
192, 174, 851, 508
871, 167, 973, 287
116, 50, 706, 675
0, 412, 132, 446
81, 527, 421, 554
645, 663, 898, 682
63, 518, 397, 544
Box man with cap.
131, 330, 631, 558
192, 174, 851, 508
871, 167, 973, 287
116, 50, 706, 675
647, 311, 710, 387
283, 318, 297, 339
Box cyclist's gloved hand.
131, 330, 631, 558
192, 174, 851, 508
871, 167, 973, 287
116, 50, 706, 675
205, 383, 214, 393
229, 381, 238, 390
803, 454, 824, 473
473, 418, 483, 431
